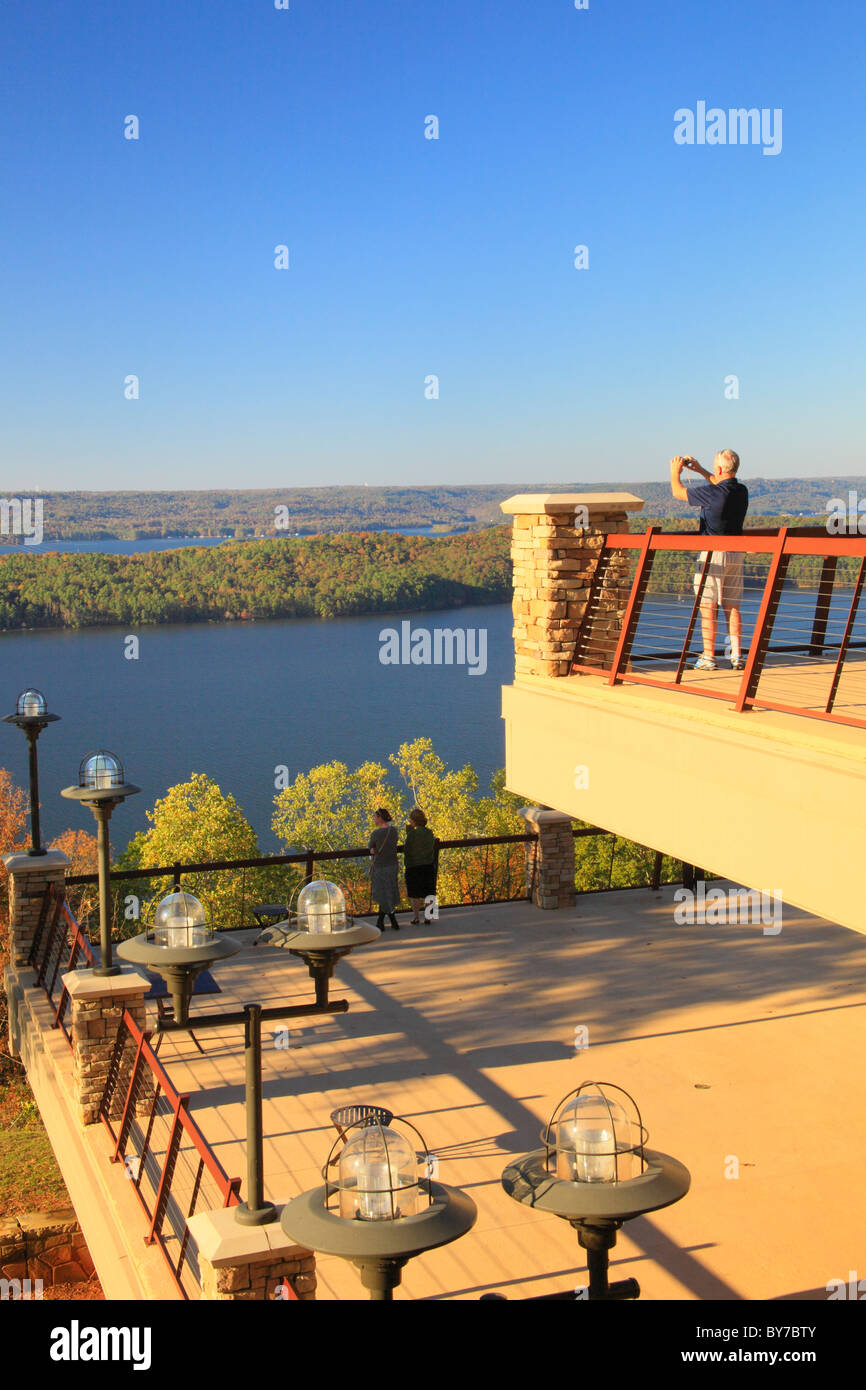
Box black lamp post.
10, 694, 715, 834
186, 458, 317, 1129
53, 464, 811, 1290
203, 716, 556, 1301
117, 890, 241, 1025
3, 689, 60, 856
281, 1113, 477, 1299
500, 1081, 690, 1301
256, 879, 381, 1006
61, 751, 140, 976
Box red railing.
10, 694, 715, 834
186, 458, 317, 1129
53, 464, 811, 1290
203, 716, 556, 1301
99, 1007, 241, 1299
28, 883, 96, 1043
572, 528, 866, 728
27, 886, 243, 1299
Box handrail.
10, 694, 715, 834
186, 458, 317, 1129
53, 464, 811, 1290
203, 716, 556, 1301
572, 527, 866, 729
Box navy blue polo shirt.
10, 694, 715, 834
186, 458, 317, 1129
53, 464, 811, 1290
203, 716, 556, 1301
686, 478, 749, 535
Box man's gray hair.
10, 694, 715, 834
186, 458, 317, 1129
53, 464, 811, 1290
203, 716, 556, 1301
715, 449, 740, 476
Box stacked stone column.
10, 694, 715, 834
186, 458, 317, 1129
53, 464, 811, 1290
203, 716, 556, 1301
520, 807, 576, 910
189, 1206, 316, 1301
501, 493, 645, 678
63, 968, 151, 1126
2, 850, 70, 970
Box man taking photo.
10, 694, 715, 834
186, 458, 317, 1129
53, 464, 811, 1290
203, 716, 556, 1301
670, 450, 749, 671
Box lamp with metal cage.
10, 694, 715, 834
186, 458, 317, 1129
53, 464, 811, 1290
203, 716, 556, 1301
254, 878, 380, 1006
3, 688, 61, 856
61, 750, 141, 976
280, 1112, 477, 1299
117, 890, 241, 1025
499, 1081, 690, 1301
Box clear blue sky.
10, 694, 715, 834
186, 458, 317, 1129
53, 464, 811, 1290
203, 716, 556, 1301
1, 0, 863, 490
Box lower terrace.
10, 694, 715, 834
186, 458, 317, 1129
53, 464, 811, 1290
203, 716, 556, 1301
15, 882, 865, 1302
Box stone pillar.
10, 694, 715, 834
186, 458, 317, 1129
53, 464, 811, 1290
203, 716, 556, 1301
62, 968, 151, 1126
188, 1206, 316, 1301
501, 493, 645, 678
2, 850, 70, 969
521, 807, 576, 910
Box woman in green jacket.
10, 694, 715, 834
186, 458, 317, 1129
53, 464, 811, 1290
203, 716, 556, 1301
403, 807, 437, 925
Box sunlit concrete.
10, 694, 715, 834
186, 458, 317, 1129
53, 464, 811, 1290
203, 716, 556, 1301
149, 890, 866, 1302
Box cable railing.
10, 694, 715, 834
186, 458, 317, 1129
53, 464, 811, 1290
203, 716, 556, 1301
27, 883, 96, 1042
99, 1007, 241, 1300
572, 527, 866, 728
63, 828, 691, 934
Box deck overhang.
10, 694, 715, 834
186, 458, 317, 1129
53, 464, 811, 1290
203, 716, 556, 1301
503, 673, 865, 934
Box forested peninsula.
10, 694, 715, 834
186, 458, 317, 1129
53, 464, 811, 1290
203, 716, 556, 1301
0, 519, 852, 632
0, 530, 512, 629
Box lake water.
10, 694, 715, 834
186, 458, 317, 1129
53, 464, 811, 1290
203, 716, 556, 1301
0, 604, 513, 852
0, 527, 456, 557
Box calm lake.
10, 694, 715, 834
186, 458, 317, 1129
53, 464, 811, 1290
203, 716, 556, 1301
0, 603, 514, 852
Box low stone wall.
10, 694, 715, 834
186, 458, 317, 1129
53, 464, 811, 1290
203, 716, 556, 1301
0, 1209, 95, 1288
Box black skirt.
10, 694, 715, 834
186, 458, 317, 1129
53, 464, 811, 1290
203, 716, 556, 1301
405, 863, 436, 899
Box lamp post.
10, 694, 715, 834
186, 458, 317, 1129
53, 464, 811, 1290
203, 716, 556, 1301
500, 1082, 690, 1301
61, 751, 140, 976
281, 1114, 477, 1299
117, 890, 241, 1025
3, 689, 60, 856
255, 880, 381, 1005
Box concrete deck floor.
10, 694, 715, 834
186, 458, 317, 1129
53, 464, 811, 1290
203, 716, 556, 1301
151, 886, 866, 1302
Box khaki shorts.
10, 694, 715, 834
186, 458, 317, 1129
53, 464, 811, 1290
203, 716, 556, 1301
693, 551, 744, 608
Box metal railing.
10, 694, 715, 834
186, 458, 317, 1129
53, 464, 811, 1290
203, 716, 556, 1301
572, 527, 866, 728
28, 882, 96, 1042
99, 1007, 241, 1299
64, 828, 690, 933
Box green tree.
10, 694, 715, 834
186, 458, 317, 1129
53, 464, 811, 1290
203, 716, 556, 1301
116, 773, 271, 929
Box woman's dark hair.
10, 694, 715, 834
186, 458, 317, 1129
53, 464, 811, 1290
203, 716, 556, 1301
408, 808, 427, 827
375, 807, 392, 823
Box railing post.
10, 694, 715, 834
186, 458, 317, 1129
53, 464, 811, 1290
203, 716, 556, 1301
809, 554, 838, 656
608, 526, 657, 686
304, 850, 315, 886
146, 1098, 189, 1246
825, 557, 866, 714
734, 527, 789, 713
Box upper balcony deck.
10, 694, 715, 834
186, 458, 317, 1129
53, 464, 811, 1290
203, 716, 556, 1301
500, 497, 866, 934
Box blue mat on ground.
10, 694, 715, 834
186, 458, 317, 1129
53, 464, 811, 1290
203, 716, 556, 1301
141, 968, 221, 1001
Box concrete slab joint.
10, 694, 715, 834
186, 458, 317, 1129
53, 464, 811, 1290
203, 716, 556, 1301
519, 806, 576, 910
501, 492, 644, 679
188, 1206, 316, 1301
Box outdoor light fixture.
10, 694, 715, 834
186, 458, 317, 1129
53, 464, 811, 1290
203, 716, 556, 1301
255, 879, 380, 1006
500, 1082, 690, 1301
3, 688, 60, 856
117, 891, 241, 1025
61, 751, 141, 976
281, 1114, 477, 1299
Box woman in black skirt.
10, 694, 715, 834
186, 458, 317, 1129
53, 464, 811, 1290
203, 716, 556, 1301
403, 808, 437, 924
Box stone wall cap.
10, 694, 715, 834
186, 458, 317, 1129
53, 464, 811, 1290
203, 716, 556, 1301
188, 1205, 312, 1266
500, 492, 645, 515
519, 806, 576, 827
61, 967, 151, 999
2, 849, 70, 874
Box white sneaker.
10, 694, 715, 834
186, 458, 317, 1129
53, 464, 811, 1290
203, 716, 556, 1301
694, 655, 718, 671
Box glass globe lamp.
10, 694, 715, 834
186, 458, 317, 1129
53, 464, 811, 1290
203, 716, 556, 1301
17, 688, 47, 718
551, 1083, 645, 1184
78, 750, 126, 791
338, 1123, 420, 1222
153, 891, 210, 948
297, 879, 349, 934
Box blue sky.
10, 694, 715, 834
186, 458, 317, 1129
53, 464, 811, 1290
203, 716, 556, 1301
1, 0, 863, 490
